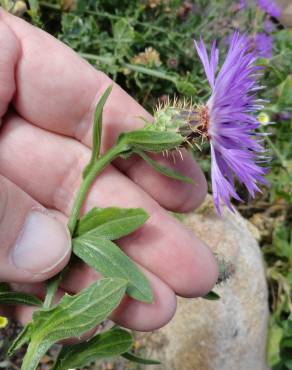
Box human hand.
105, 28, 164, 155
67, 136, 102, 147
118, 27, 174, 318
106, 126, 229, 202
0, 9, 218, 331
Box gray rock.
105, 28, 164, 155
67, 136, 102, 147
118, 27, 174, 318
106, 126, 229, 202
134, 197, 270, 370
276, 0, 292, 27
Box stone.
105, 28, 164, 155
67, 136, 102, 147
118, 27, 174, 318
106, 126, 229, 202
276, 0, 292, 27
134, 197, 270, 370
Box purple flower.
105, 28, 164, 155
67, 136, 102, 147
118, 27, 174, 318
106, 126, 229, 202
254, 33, 273, 58
239, 0, 246, 9
257, 0, 281, 18
194, 32, 267, 213
263, 18, 276, 33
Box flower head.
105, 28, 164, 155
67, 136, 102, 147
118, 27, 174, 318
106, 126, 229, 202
239, 0, 246, 10
263, 18, 276, 33
193, 32, 268, 213
254, 33, 273, 58
257, 0, 281, 18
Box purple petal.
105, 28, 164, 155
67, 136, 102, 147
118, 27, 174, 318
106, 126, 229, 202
194, 31, 269, 213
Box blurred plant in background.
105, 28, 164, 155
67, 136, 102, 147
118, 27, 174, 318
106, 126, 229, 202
0, 0, 291, 369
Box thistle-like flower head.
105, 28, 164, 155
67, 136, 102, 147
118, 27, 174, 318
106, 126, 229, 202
193, 32, 268, 213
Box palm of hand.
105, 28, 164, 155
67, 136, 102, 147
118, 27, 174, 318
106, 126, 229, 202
0, 9, 217, 332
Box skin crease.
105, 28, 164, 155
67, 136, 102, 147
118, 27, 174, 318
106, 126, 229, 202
0, 9, 218, 333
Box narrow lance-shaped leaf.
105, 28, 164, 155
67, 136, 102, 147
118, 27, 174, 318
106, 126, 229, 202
8, 324, 33, 357
74, 207, 149, 239
135, 150, 193, 184
21, 278, 127, 370
122, 352, 161, 365
0, 283, 42, 307
118, 129, 184, 152
203, 291, 221, 301
73, 236, 153, 303
83, 84, 113, 178
52, 328, 133, 370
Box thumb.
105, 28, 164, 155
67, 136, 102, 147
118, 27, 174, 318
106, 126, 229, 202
0, 175, 71, 282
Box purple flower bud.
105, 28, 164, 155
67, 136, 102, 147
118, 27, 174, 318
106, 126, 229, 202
257, 0, 281, 18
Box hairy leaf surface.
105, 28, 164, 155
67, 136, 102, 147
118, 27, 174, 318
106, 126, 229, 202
119, 129, 184, 152
21, 278, 127, 370
52, 328, 133, 370
75, 207, 149, 239
0, 283, 42, 306
73, 236, 152, 302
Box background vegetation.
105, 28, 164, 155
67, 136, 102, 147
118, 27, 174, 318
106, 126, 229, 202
0, 0, 291, 369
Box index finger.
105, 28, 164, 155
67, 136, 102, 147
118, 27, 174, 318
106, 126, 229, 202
1, 9, 207, 211
0, 9, 149, 144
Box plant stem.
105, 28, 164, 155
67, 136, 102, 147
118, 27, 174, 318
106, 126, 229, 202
67, 143, 127, 235
79, 52, 177, 84
261, 127, 289, 171
42, 143, 127, 308
43, 271, 65, 309
123, 63, 177, 82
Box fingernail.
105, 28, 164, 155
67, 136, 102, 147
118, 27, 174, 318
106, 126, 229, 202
11, 210, 71, 274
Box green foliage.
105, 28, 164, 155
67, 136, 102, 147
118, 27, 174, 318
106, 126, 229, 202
73, 207, 153, 302
119, 129, 184, 152
135, 149, 193, 183
52, 328, 133, 370
8, 324, 34, 357
264, 221, 292, 369
0, 283, 42, 307
2, 1, 292, 369
83, 84, 113, 178
75, 207, 149, 239
122, 352, 161, 365
203, 291, 221, 301
269, 316, 292, 370
21, 278, 127, 370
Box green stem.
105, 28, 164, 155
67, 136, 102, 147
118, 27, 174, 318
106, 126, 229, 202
78, 53, 176, 83
67, 143, 127, 235
43, 271, 65, 309
261, 127, 290, 173
78, 53, 112, 64
123, 63, 176, 82
79, 52, 177, 84
42, 143, 128, 309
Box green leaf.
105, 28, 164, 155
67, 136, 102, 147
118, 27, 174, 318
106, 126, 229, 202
267, 321, 284, 366
113, 18, 135, 55
202, 291, 221, 301
122, 352, 161, 365
75, 207, 149, 239
8, 324, 33, 357
0, 282, 10, 291
83, 85, 113, 178
0, 283, 42, 306
73, 236, 153, 303
277, 75, 292, 110
175, 80, 196, 96
52, 328, 133, 370
21, 278, 127, 370
135, 150, 193, 184
27, 0, 39, 20
119, 129, 184, 152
